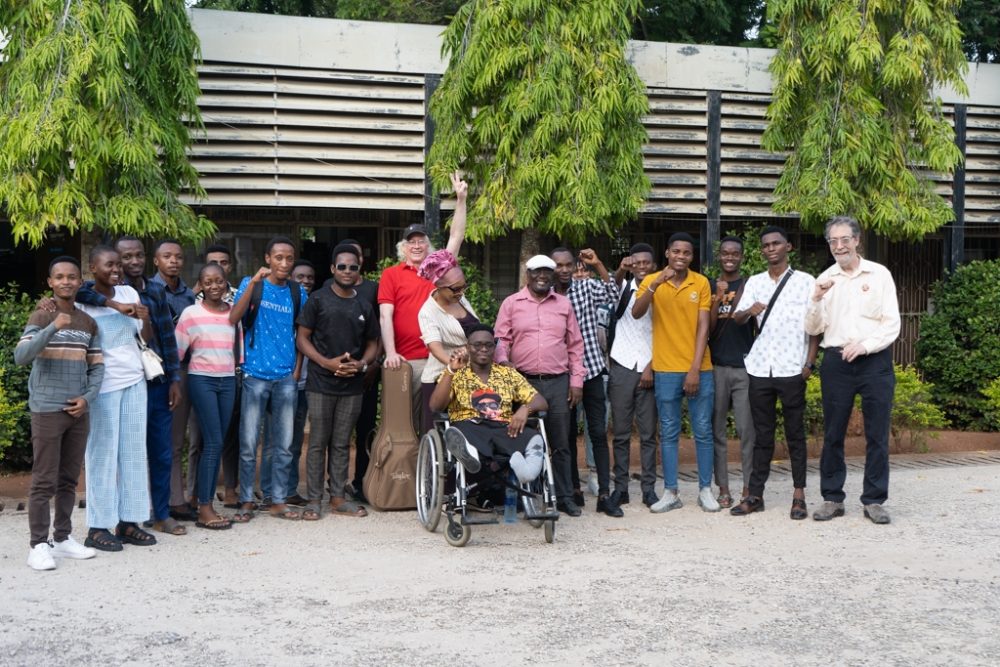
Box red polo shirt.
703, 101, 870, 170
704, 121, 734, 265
378, 261, 434, 360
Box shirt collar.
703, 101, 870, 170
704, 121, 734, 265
515, 286, 556, 303
826, 257, 873, 278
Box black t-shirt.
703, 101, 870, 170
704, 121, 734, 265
297, 286, 380, 395
322, 277, 378, 312
709, 277, 754, 368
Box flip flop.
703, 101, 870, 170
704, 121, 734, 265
151, 517, 188, 536
196, 516, 232, 530
230, 506, 255, 523
302, 506, 321, 521
269, 506, 302, 521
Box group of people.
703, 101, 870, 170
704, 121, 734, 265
19, 195, 900, 570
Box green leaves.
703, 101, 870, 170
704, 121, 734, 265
428, 0, 649, 244
763, 0, 968, 241
0, 0, 214, 247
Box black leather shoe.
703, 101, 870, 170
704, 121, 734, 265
572, 489, 586, 508
557, 500, 582, 517
642, 490, 660, 508
600, 492, 625, 518
729, 496, 765, 516
619, 491, 630, 505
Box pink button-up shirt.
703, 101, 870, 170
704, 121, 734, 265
494, 287, 586, 389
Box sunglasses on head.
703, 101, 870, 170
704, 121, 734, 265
336, 263, 360, 272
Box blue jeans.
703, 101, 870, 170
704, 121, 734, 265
261, 389, 307, 499
654, 371, 715, 490
189, 374, 236, 505
239, 374, 297, 504
146, 380, 173, 521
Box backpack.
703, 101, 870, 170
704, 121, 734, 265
241, 278, 302, 349
363, 363, 419, 511
605, 278, 635, 353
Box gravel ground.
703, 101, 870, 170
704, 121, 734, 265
1, 463, 998, 666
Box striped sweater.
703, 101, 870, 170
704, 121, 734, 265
175, 303, 237, 376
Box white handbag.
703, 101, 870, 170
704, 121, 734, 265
136, 333, 165, 381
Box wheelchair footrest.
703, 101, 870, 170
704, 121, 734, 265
460, 514, 500, 526
524, 511, 560, 521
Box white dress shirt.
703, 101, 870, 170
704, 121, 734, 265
804, 258, 900, 354
609, 278, 652, 372
736, 269, 815, 378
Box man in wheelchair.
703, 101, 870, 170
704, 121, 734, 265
428, 325, 548, 487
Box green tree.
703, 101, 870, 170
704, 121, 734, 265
761, 0, 968, 241
427, 0, 650, 258
957, 0, 1000, 62
633, 0, 764, 46
193, 0, 463, 23
0, 1, 214, 247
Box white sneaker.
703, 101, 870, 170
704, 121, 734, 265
51, 535, 97, 560
650, 490, 683, 513
27, 543, 57, 571
698, 487, 721, 512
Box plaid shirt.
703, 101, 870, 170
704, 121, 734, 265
565, 278, 619, 381
77, 278, 181, 383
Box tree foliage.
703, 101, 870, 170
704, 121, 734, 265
193, 0, 463, 24
633, 0, 764, 45
957, 0, 1000, 63
761, 0, 969, 241
916, 259, 1000, 429
0, 1, 214, 247
427, 0, 650, 246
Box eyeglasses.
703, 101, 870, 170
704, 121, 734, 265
468, 341, 496, 351
405, 237, 429, 246
335, 264, 360, 272
826, 236, 856, 247
442, 283, 468, 294
477, 400, 500, 410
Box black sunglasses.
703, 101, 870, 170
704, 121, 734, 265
335, 263, 361, 272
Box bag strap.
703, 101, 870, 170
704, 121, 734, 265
241, 279, 301, 350
757, 269, 794, 334
613, 279, 634, 320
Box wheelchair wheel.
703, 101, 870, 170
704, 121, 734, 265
523, 480, 543, 528
544, 519, 555, 544
416, 430, 444, 532
444, 520, 471, 548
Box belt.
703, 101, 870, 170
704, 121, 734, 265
518, 372, 567, 380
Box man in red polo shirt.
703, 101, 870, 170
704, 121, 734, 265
379, 172, 468, 432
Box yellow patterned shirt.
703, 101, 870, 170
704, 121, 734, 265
442, 364, 537, 423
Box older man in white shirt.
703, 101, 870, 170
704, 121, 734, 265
805, 216, 901, 524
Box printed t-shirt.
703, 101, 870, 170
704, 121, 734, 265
443, 365, 537, 424
708, 277, 754, 368
235, 277, 308, 381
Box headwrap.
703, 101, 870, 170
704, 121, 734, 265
418, 249, 459, 284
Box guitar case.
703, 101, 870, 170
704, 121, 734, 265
362, 362, 419, 511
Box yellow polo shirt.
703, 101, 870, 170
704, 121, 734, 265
637, 270, 713, 373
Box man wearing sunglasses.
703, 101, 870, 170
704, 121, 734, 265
296, 245, 380, 519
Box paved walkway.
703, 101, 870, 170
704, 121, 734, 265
1, 463, 997, 666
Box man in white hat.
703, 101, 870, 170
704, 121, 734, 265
494, 255, 587, 516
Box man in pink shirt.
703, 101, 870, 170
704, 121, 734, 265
494, 255, 586, 516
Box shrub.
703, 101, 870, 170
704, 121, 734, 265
890, 365, 949, 452
366, 255, 499, 326
982, 378, 1000, 430
916, 259, 1000, 429
0, 284, 39, 468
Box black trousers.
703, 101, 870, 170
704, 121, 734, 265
748, 373, 808, 496
819, 347, 894, 505
352, 377, 379, 488
523, 373, 573, 503
567, 374, 611, 495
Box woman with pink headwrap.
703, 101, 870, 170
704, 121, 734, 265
417, 250, 480, 432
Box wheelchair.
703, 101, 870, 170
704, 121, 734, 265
415, 411, 560, 547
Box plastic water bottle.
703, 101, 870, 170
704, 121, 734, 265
504, 472, 518, 523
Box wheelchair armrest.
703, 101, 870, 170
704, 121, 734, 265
526, 410, 547, 427
434, 411, 449, 421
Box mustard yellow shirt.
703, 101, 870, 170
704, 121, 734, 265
636, 270, 713, 373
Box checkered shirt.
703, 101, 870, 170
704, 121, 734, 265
566, 278, 619, 380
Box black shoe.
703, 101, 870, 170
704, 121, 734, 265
619, 491, 630, 505
286, 494, 309, 507
168, 505, 197, 522
642, 490, 660, 508
572, 489, 585, 508
599, 493, 625, 518
557, 499, 582, 517
729, 496, 765, 516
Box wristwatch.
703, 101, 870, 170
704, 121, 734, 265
807, 362, 816, 371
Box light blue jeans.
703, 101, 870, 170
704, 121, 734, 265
654, 371, 715, 490
239, 374, 297, 504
